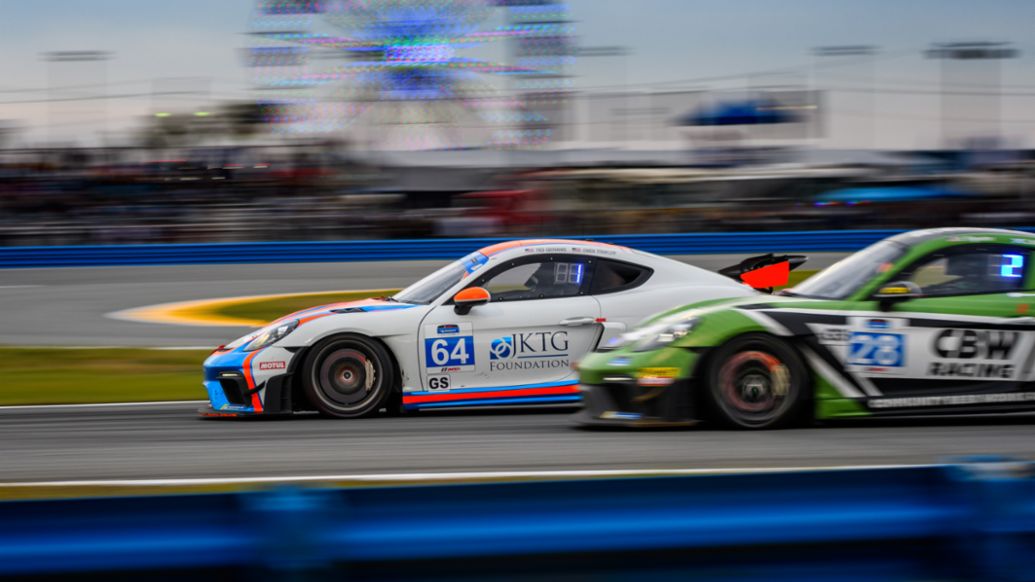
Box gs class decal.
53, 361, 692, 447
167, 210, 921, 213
427, 375, 451, 390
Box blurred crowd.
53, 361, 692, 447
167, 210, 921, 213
3, 143, 1035, 246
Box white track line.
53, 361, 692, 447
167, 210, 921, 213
0, 465, 931, 488
0, 400, 205, 412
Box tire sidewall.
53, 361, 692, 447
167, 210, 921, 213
706, 334, 808, 429
302, 334, 396, 418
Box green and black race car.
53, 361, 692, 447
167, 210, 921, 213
574, 227, 1035, 429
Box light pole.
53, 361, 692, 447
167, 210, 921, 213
926, 42, 1018, 150
812, 45, 878, 149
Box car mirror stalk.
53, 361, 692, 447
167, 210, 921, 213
453, 287, 491, 315
872, 281, 922, 311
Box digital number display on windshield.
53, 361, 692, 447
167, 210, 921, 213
996, 254, 1025, 279
554, 262, 585, 285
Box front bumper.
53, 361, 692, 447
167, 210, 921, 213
573, 346, 701, 428
202, 346, 298, 416
197, 405, 265, 418
573, 378, 699, 428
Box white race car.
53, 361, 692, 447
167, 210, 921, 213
201, 239, 797, 418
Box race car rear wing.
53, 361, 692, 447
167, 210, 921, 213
718, 253, 807, 293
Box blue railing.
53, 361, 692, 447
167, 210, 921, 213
3, 460, 1035, 580
0, 228, 998, 268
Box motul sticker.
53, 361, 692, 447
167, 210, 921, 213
259, 361, 287, 371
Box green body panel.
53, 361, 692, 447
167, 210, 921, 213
578, 228, 1035, 423
816, 397, 871, 418
678, 308, 768, 348
579, 347, 698, 385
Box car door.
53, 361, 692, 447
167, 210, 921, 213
847, 243, 1035, 400
418, 254, 602, 393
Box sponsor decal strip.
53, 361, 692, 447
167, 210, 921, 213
403, 383, 579, 405
869, 391, 1035, 409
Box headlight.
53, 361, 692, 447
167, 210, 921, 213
238, 320, 299, 352
632, 318, 698, 352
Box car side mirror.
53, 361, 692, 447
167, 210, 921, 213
872, 281, 921, 311
453, 287, 491, 315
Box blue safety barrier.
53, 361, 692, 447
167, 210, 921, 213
6, 228, 1033, 268
2, 459, 1035, 580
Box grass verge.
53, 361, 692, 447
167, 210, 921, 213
0, 347, 208, 406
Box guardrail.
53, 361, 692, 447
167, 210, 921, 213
5, 228, 1023, 268
3, 460, 1035, 580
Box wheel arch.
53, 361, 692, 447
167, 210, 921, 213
287, 331, 405, 413
689, 330, 816, 425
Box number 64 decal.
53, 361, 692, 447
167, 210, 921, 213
424, 336, 475, 368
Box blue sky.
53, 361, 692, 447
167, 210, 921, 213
3, 0, 1035, 148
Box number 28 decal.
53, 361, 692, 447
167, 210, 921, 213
848, 332, 905, 367
424, 336, 475, 368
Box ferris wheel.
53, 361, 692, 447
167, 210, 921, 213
247, 0, 573, 150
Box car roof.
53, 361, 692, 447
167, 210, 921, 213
886, 227, 1035, 247
477, 239, 629, 258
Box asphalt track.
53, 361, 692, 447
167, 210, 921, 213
8, 252, 1031, 484
2, 402, 1035, 482
0, 253, 846, 347
0, 261, 432, 346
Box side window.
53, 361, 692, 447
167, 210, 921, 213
478, 259, 588, 302
591, 259, 653, 294
895, 246, 1029, 297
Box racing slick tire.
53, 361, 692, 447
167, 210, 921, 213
301, 334, 397, 418
705, 333, 809, 429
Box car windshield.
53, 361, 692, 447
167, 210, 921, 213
394, 252, 489, 305
785, 240, 907, 300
